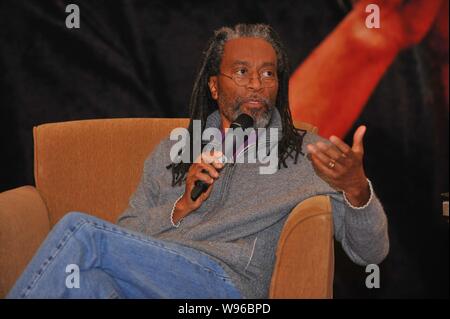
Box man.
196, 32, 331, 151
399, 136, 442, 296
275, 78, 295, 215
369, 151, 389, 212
7, 24, 388, 299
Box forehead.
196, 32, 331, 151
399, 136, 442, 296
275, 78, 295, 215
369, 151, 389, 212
220, 37, 277, 68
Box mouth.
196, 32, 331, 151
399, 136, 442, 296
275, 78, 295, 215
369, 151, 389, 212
242, 100, 265, 109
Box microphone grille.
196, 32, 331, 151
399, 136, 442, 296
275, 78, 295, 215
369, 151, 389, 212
230, 113, 254, 129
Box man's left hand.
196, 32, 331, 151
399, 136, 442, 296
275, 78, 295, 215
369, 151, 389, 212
307, 125, 370, 207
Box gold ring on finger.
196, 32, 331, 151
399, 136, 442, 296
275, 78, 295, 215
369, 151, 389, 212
328, 160, 336, 169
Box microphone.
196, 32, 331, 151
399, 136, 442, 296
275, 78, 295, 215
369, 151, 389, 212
190, 113, 254, 201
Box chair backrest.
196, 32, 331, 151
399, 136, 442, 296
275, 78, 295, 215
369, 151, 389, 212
33, 118, 317, 226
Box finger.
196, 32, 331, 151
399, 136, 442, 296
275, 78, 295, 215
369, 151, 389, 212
197, 163, 219, 179
201, 151, 223, 163
202, 182, 214, 200
194, 150, 223, 164
211, 161, 224, 170
307, 144, 341, 168
196, 172, 215, 185
352, 125, 366, 154
310, 153, 337, 178
316, 141, 346, 163
201, 152, 225, 170
329, 135, 352, 158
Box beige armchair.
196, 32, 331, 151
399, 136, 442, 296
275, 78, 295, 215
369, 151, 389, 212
0, 118, 334, 298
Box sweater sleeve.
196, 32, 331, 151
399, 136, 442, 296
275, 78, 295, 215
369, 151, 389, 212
330, 185, 389, 266
302, 131, 389, 265
116, 141, 181, 236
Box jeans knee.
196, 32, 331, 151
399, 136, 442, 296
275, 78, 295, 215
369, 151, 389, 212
56, 211, 91, 230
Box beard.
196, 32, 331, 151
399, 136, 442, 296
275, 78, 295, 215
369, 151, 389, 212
218, 93, 276, 128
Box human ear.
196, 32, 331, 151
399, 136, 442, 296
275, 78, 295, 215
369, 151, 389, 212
208, 76, 218, 100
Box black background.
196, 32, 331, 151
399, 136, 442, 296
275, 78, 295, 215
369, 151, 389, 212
0, 0, 448, 298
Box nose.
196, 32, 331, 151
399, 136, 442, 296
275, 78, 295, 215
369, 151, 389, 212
246, 73, 263, 91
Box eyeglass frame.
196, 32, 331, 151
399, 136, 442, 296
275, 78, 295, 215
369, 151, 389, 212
218, 70, 278, 88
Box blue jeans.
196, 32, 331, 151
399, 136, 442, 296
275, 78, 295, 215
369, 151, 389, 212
6, 212, 242, 299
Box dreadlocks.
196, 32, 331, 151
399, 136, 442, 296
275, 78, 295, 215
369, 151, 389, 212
167, 24, 306, 186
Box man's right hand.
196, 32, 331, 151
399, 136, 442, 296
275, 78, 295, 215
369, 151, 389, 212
172, 151, 224, 224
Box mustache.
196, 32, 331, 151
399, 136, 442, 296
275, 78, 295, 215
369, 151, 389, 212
236, 96, 271, 108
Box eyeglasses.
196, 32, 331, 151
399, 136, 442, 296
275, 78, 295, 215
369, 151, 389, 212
219, 70, 277, 88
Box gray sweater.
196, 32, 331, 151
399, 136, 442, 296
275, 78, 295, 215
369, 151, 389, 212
116, 109, 389, 298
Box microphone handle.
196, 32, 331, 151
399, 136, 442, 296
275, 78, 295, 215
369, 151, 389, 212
191, 180, 210, 201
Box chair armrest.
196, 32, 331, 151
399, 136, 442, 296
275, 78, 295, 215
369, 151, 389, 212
0, 186, 50, 298
269, 195, 334, 299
